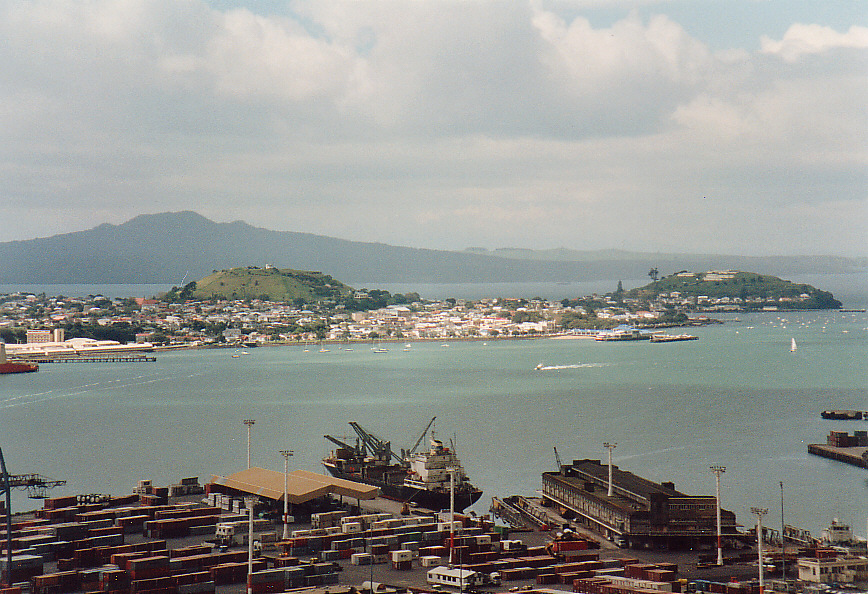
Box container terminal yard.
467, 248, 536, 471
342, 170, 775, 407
1, 457, 865, 594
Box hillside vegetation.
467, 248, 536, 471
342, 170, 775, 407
193, 267, 353, 302
627, 271, 842, 309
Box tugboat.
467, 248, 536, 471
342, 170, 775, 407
323, 417, 482, 512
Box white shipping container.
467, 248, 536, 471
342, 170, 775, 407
351, 553, 373, 566
343, 522, 363, 534
391, 549, 412, 562
421, 556, 443, 567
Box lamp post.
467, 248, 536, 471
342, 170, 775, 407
246, 496, 257, 594
243, 419, 255, 469
603, 443, 616, 497
751, 507, 768, 594
280, 450, 294, 540
710, 466, 726, 566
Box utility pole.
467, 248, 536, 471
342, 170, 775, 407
710, 466, 726, 566
751, 507, 768, 594
603, 443, 616, 497
244, 419, 255, 469
280, 450, 293, 540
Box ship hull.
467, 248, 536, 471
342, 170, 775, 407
0, 361, 39, 374
323, 463, 482, 512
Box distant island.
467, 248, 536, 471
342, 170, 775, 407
0, 211, 864, 284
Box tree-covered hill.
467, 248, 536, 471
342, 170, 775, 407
626, 271, 841, 309
192, 266, 353, 302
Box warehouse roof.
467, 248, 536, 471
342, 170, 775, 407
209, 468, 379, 504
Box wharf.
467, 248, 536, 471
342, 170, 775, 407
34, 355, 156, 363
808, 443, 867, 468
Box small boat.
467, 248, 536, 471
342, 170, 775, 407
790, 338, 797, 352
535, 363, 544, 370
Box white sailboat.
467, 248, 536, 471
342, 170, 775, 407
790, 338, 797, 352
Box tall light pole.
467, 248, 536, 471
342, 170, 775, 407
280, 450, 294, 540
244, 419, 255, 469
710, 466, 726, 566
447, 466, 457, 565
751, 507, 768, 594
779, 482, 786, 581
246, 495, 257, 594
603, 443, 616, 497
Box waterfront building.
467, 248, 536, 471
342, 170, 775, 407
541, 459, 738, 550
797, 554, 868, 584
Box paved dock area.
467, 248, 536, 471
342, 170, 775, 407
10, 495, 769, 594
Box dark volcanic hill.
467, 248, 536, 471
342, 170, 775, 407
0, 211, 864, 284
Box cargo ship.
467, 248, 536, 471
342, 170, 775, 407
323, 418, 482, 512
0, 342, 38, 374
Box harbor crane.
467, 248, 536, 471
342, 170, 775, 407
407, 416, 437, 456
1, 447, 67, 586
326, 419, 438, 468
553, 447, 563, 472
3, 473, 67, 499
349, 421, 404, 464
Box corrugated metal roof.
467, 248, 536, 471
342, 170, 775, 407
209, 468, 379, 504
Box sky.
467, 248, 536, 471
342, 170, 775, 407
0, 0, 866, 257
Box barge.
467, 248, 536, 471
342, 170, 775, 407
649, 334, 698, 343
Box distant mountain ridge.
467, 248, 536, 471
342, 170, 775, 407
0, 211, 864, 285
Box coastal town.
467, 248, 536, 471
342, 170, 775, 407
0, 270, 838, 349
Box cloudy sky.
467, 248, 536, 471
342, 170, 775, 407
1, 0, 865, 256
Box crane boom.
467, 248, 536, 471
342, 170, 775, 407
348, 422, 404, 464
1, 448, 66, 586
409, 416, 436, 455
6, 473, 67, 499
324, 434, 358, 453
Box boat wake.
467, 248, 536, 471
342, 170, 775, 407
537, 363, 607, 371
0, 371, 207, 409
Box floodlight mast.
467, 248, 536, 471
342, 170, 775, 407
751, 507, 769, 594
280, 450, 294, 540
710, 466, 726, 566
244, 420, 255, 469
603, 443, 617, 497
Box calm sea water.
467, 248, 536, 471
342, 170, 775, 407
1, 306, 866, 540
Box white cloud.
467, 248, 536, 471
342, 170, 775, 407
761, 24, 868, 62
0, 1, 864, 256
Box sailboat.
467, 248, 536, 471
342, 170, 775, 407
790, 338, 797, 352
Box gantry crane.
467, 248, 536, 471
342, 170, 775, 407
1, 447, 66, 586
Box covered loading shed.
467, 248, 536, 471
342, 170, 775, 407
207, 468, 379, 510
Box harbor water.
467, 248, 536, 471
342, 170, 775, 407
1, 305, 866, 541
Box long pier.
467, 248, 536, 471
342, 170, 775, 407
35, 355, 156, 363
